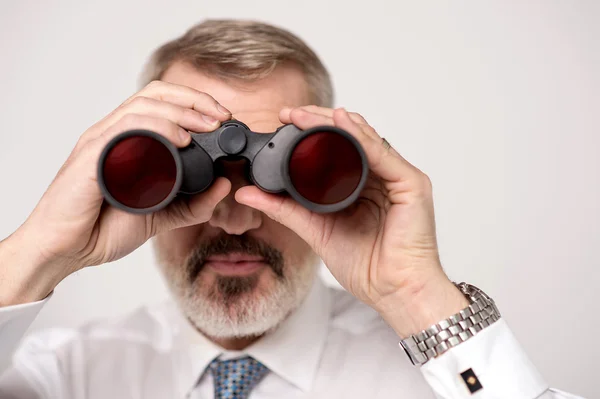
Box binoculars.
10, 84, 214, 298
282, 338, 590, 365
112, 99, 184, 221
98, 120, 368, 214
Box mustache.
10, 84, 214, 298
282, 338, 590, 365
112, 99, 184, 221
185, 232, 285, 283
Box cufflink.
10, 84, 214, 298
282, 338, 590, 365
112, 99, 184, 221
460, 368, 483, 394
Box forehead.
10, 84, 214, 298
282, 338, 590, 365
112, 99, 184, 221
160, 61, 311, 132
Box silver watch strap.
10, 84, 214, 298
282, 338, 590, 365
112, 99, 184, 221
399, 282, 501, 366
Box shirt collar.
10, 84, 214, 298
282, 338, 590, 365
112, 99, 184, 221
172, 313, 221, 395
170, 276, 332, 394
246, 276, 331, 392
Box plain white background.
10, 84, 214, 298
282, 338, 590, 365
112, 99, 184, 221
0, 1, 598, 397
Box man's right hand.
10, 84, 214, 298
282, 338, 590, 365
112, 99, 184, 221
0, 81, 233, 306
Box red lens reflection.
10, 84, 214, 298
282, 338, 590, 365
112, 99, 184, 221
102, 135, 177, 209
288, 132, 363, 205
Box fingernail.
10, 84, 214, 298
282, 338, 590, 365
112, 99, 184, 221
216, 104, 231, 115
202, 114, 219, 125
179, 129, 190, 142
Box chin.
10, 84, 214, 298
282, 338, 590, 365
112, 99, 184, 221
179, 262, 318, 339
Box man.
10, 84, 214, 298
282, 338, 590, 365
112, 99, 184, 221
0, 19, 582, 398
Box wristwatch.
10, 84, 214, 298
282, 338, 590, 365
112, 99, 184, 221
399, 282, 501, 366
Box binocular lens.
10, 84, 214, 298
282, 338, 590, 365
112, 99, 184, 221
102, 135, 178, 210
288, 132, 364, 205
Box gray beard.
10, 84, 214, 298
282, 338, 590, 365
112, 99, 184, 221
181, 261, 317, 338
157, 232, 319, 339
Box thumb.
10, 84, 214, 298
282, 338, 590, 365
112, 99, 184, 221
152, 177, 231, 234
235, 186, 324, 250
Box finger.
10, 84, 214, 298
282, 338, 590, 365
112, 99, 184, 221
281, 107, 422, 193
152, 177, 232, 234
100, 113, 193, 148
84, 81, 231, 142
125, 80, 231, 118
54, 115, 222, 222
79, 97, 225, 151
63, 113, 193, 197
332, 108, 421, 184
285, 107, 335, 130
279, 106, 381, 142
113, 96, 222, 132
280, 105, 370, 126
60, 112, 192, 190
280, 106, 381, 147
235, 185, 326, 252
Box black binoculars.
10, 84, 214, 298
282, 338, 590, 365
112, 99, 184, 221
97, 120, 368, 214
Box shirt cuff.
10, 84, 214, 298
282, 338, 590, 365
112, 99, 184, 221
0, 294, 51, 375
419, 318, 548, 399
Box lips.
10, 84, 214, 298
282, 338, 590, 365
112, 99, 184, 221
206, 253, 266, 263
204, 253, 268, 276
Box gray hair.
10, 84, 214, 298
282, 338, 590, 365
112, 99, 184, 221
140, 19, 334, 107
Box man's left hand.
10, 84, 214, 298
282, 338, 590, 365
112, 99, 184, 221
236, 106, 469, 338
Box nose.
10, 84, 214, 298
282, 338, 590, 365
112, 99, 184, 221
208, 159, 262, 235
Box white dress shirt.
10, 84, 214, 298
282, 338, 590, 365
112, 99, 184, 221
0, 277, 583, 398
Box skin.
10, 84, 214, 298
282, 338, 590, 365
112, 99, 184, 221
0, 61, 467, 351
156, 62, 320, 349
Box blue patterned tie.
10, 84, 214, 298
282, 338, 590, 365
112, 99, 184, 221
208, 356, 270, 399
